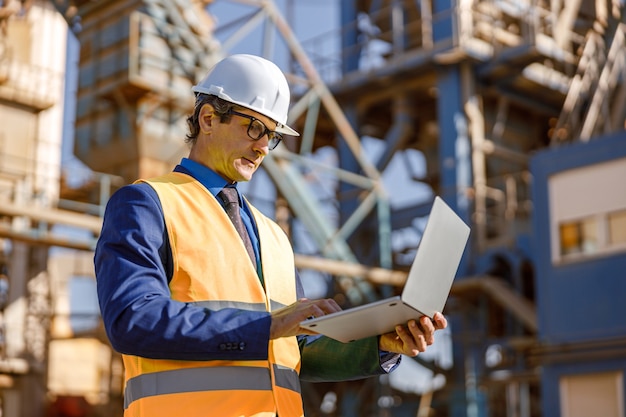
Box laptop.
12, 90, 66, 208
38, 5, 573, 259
299, 196, 470, 343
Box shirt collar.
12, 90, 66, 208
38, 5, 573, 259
176, 158, 238, 199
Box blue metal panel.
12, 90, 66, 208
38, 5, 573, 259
530, 132, 626, 342
541, 256, 626, 343
531, 132, 626, 416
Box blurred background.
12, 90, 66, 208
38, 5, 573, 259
0, 0, 625, 416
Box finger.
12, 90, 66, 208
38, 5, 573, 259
306, 304, 325, 319
311, 298, 342, 315
397, 324, 427, 355
405, 320, 430, 349
417, 317, 436, 344
419, 316, 435, 333
394, 325, 414, 354
433, 312, 448, 329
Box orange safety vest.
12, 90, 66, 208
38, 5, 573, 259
123, 173, 303, 417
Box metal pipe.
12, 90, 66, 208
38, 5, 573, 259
375, 96, 414, 172
261, 6, 275, 59
391, 0, 405, 55
376, 192, 392, 270
221, 7, 267, 53
0, 227, 96, 251
421, 0, 434, 49
451, 276, 538, 333
271, 148, 376, 189
580, 23, 626, 141
481, 139, 529, 165
0, 202, 102, 234
463, 65, 488, 252
323, 190, 378, 252
300, 94, 320, 155
294, 254, 407, 286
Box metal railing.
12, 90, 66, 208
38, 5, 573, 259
299, 0, 582, 85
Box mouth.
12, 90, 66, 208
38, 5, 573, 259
242, 157, 257, 168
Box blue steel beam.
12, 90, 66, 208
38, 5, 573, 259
433, 0, 483, 415
437, 63, 481, 417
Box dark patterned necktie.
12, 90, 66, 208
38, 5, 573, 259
218, 186, 256, 265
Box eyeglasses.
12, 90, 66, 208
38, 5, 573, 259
228, 109, 283, 150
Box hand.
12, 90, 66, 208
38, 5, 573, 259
378, 312, 447, 356
270, 298, 342, 339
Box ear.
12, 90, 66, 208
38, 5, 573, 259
198, 103, 215, 134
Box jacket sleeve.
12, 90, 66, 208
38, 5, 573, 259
95, 183, 272, 361
298, 334, 388, 382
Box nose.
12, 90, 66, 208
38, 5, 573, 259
252, 135, 270, 156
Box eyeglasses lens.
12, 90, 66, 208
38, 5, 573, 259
247, 119, 266, 140
247, 119, 282, 150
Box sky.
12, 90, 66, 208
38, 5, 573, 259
207, 0, 340, 65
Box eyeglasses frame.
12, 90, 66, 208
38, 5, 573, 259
228, 109, 283, 150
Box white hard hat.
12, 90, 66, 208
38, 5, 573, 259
192, 54, 299, 136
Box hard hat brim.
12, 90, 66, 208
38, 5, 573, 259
275, 123, 299, 137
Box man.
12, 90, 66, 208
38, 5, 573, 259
95, 54, 447, 417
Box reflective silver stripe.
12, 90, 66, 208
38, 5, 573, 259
273, 364, 301, 393
269, 300, 287, 311
124, 366, 272, 409
192, 300, 287, 311
192, 300, 266, 311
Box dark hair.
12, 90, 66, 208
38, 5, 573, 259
185, 94, 235, 144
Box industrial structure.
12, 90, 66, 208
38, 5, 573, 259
0, 0, 624, 416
